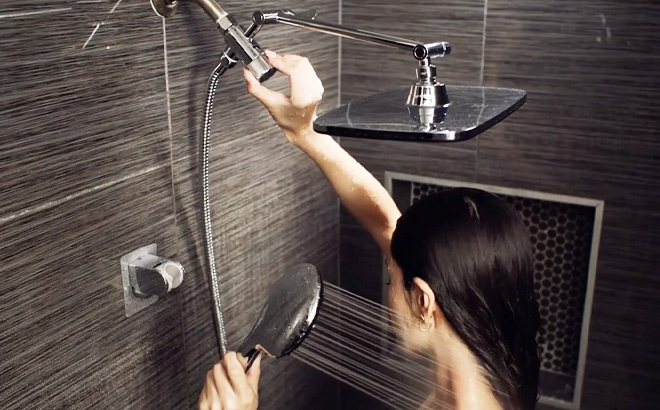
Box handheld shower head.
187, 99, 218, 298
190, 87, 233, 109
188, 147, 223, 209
238, 263, 323, 371
151, 0, 276, 82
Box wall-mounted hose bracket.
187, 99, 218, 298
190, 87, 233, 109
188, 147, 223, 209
120, 244, 184, 317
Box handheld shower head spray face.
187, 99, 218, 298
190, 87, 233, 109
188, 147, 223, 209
150, 0, 276, 82
238, 264, 323, 371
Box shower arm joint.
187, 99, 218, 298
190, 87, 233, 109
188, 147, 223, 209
252, 9, 451, 62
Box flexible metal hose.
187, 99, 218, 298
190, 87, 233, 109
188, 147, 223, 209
201, 61, 230, 356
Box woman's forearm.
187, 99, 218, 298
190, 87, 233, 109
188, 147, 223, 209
291, 129, 401, 254
242, 52, 400, 252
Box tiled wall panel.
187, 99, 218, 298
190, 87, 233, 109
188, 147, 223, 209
478, 2, 660, 409
165, 0, 341, 408
0, 1, 183, 408
0, 167, 186, 409
339, 0, 660, 409
0, 0, 341, 409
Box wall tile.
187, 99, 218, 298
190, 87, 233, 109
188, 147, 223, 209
477, 1, 660, 408
341, 0, 486, 103
0, 0, 171, 218
0, 168, 185, 409
1, 0, 343, 409
477, 1, 660, 211
164, 0, 341, 408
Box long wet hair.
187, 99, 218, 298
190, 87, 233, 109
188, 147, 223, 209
390, 188, 540, 410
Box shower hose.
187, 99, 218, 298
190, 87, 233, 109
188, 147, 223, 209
201, 60, 230, 357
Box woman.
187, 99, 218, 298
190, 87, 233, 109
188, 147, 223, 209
198, 50, 540, 410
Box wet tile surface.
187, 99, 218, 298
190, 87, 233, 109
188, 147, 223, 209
1, 0, 342, 409
338, 0, 660, 409
164, 0, 341, 408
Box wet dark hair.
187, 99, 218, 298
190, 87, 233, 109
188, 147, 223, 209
390, 188, 540, 410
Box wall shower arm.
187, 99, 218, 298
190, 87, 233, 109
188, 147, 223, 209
252, 9, 451, 61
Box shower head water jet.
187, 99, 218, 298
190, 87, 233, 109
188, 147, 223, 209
238, 263, 323, 371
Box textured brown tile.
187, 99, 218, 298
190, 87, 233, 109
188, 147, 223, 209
475, 1, 660, 409
0, 0, 171, 218
0, 167, 186, 410
340, 0, 486, 103
164, 1, 341, 408
477, 1, 660, 211
1, 1, 342, 409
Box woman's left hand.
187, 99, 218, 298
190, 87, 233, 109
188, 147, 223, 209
198, 352, 261, 410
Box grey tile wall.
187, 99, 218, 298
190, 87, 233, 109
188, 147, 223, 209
1, 0, 340, 409
339, 0, 660, 409
477, 2, 660, 409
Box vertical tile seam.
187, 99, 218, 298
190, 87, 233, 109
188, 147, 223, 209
162, 15, 191, 407
337, 0, 342, 107
336, 0, 343, 291
476, 0, 489, 182
163, 17, 178, 232
336, 3, 343, 406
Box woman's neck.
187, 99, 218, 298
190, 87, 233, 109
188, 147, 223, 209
432, 335, 502, 410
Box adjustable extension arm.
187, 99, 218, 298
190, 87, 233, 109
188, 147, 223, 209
252, 9, 451, 62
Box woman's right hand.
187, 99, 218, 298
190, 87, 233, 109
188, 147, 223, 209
243, 50, 324, 146
198, 352, 261, 410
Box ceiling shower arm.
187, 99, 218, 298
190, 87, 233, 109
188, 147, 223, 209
252, 9, 451, 61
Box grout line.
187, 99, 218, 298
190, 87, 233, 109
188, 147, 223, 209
337, 0, 343, 107
476, 0, 489, 182
336, 0, 343, 294
0, 164, 168, 226
479, 0, 488, 87
0, 7, 72, 19
108, 0, 124, 14
163, 16, 177, 225
164, 15, 189, 402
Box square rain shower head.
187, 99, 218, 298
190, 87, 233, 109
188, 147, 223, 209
314, 86, 527, 142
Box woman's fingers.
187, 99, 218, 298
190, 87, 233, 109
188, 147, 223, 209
243, 69, 286, 109
264, 50, 323, 109
224, 353, 256, 407
198, 383, 208, 410
263, 49, 305, 77
204, 370, 221, 410
246, 352, 262, 392
199, 352, 260, 410
212, 360, 233, 402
